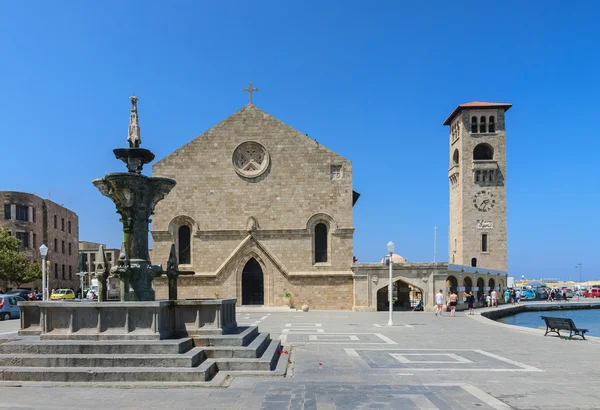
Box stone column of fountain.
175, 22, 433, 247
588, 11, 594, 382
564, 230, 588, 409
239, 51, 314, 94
93, 95, 180, 301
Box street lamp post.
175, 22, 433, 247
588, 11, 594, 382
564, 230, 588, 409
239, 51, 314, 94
521, 275, 525, 288
387, 241, 395, 326
39, 244, 48, 301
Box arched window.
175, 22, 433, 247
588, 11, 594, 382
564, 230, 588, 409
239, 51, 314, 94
471, 116, 478, 133
488, 116, 495, 132
452, 149, 459, 166
479, 116, 487, 133
471, 258, 477, 267
473, 143, 494, 160
315, 223, 328, 263
178, 225, 191, 264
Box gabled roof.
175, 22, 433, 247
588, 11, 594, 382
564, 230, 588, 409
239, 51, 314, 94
443, 102, 512, 126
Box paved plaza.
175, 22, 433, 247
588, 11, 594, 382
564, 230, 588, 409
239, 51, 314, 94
1, 302, 600, 409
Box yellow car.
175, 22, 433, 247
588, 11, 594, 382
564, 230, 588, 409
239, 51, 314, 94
50, 289, 75, 300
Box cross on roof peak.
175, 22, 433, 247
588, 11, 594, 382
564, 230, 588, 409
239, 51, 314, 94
242, 82, 258, 105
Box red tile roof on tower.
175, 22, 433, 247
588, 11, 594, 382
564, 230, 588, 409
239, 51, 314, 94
443, 102, 512, 126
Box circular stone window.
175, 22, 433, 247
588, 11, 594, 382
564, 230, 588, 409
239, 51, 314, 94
232, 141, 270, 178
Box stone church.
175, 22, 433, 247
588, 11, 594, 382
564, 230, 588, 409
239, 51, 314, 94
150, 90, 511, 311
151, 92, 357, 309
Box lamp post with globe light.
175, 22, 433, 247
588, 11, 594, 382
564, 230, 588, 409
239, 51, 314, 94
387, 241, 395, 326
39, 244, 48, 301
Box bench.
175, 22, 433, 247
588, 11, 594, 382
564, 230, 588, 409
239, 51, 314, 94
540, 316, 588, 340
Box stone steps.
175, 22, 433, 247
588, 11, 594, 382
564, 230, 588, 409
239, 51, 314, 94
0, 347, 206, 368
203, 332, 270, 358
0, 338, 193, 355
193, 326, 259, 347
0, 325, 285, 384
213, 338, 282, 371
0, 361, 218, 382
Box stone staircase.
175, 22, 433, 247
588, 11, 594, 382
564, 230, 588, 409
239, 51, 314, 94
0, 326, 285, 384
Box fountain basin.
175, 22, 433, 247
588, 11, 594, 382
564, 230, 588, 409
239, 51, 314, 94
18, 299, 237, 340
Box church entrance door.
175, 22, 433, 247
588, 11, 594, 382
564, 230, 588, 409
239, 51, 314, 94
242, 258, 264, 305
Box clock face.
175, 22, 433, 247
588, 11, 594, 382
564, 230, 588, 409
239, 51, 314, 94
473, 191, 496, 212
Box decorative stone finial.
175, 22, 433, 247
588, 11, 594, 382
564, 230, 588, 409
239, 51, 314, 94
95, 244, 108, 272
246, 216, 259, 232
128, 95, 141, 148
167, 243, 178, 273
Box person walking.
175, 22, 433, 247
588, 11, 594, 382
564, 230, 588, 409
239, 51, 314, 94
486, 293, 491, 307
491, 289, 498, 307
435, 289, 444, 316
516, 289, 521, 304
449, 291, 458, 317
466, 290, 475, 315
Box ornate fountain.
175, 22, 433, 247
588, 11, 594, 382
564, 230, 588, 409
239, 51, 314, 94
92, 95, 179, 301
17, 96, 237, 340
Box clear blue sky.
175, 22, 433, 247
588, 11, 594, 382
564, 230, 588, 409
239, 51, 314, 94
1, 1, 598, 281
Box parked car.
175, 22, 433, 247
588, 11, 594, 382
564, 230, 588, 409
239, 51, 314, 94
6, 289, 36, 300
583, 288, 600, 298
50, 289, 76, 300
0, 295, 22, 320
535, 288, 548, 299
519, 289, 537, 300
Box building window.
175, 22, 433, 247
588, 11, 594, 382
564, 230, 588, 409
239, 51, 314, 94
481, 234, 488, 252
479, 116, 486, 133
330, 165, 342, 180
471, 258, 477, 267
54, 238, 58, 251
68, 221, 71, 234
475, 170, 481, 182
487, 170, 495, 183
32, 208, 36, 223
68, 243, 72, 255
489, 116, 495, 132
62, 264, 65, 279
61, 240, 65, 254
473, 143, 494, 160
4, 204, 11, 220
314, 223, 328, 263
61, 218, 64, 231
90, 253, 96, 272
69, 265, 72, 280
53, 215, 57, 229
33, 233, 37, 248
452, 149, 459, 166
54, 263, 58, 279
471, 116, 478, 133
178, 225, 191, 264
16, 232, 29, 249
16, 205, 28, 221
107, 253, 112, 261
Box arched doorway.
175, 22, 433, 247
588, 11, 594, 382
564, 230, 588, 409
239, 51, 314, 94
242, 258, 264, 305
477, 277, 485, 302
489, 278, 496, 292
376, 280, 423, 311
446, 275, 458, 298
463, 277, 473, 294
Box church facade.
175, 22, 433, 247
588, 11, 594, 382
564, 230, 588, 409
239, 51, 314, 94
151, 103, 356, 309
150, 95, 510, 311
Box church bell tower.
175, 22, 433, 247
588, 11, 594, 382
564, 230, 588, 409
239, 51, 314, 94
444, 102, 511, 271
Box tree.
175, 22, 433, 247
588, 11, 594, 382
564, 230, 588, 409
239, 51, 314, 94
0, 229, 42, 288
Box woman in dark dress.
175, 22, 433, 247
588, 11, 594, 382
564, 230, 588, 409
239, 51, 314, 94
466, 291, 475, 315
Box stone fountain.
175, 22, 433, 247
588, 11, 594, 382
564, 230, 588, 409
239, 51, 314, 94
17, 96, 238, 340
93, 95, 178, 302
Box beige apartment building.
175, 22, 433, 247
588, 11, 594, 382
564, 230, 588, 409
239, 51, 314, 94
1, 191, 79, 291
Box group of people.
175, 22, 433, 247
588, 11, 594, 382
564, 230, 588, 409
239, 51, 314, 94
546, 288, 569, 302
503, 288, 522, 305
434, 288, 502, 317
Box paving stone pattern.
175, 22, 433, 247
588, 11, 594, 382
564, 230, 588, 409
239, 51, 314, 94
2, 304, 600, 409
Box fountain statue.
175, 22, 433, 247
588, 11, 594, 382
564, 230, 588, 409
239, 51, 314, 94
93, 95, 179, 301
